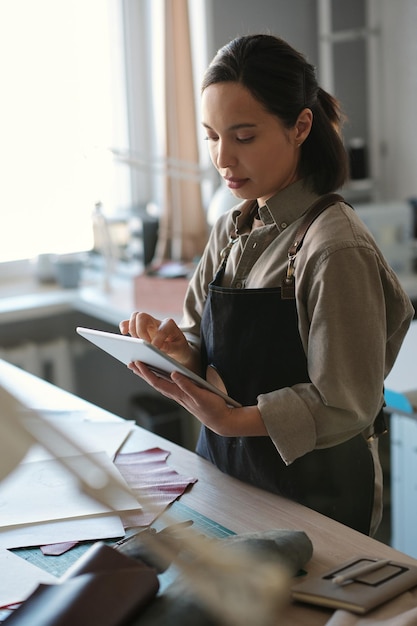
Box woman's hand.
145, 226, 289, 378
119, 312, 197, 371
121, 312, 267, 436
128, 361, 267, 438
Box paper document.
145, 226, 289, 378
0, 451, 141, 529
0, 548, 58, 608
0, 514, 124, 550
21, 417, 135, 462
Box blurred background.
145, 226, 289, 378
1, 0, 416, 271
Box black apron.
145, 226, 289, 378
196, 215, 376, 535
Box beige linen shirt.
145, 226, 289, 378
180, 180, 414, 466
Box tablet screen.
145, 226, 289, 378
76, 327, 241, 408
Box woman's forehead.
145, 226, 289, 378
201, 82, 270, 127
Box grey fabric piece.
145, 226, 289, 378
131, 529, 313, 625
221, 529, 313, 575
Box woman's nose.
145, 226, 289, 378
215, 140, 237, 169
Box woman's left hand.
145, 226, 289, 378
128, 361, 267, 437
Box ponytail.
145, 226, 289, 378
300, 88, 350, 193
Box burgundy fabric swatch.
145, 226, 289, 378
40, 541, 79, 556
41, 447, 197, 555
114, 447, 198, 528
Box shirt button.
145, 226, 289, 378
280, 222, 287, 229
235, 281, 243, 288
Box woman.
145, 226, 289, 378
120, 34, 414, 536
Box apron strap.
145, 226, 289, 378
282, 193, 345, 299
280, 192, 387, 444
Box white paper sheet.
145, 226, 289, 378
0, 548, 58, 608
0, 514, 124, 549
0, 451, 140, 528
0, 385, 36, 482
21, 418, 135, 462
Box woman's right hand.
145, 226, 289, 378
119, 312, 197, 370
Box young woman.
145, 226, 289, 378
120, 34, 414, 536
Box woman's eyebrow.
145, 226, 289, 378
202, 122, 257, 131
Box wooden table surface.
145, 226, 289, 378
1, 359, 417, 625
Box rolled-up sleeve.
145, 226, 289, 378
259, 237, 414, 465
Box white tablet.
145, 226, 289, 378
76, 327, 241, 408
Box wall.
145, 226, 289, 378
378, 0, 417, 201
208, 0, 318, 62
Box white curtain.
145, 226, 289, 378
153, 0, 209, 264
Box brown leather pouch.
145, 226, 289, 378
4, 543, 159, 626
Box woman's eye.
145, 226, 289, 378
237, 136, 254, 143
204, 135, 218, 142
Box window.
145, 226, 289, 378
0, 0, 127, 264
0, 0, 212, 269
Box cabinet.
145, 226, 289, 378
0, 308, 196, 450
317, 0, 380, 202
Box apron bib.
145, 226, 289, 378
196, 269, 375, 535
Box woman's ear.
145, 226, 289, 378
294, 108, 313, 146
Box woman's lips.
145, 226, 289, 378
224, 177, 249, 190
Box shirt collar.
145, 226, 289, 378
261, 180, 319, 233
232, 180, 319, 236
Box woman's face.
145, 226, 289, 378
201, 81, 311, 205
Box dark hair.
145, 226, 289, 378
202, 34, 349, 194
